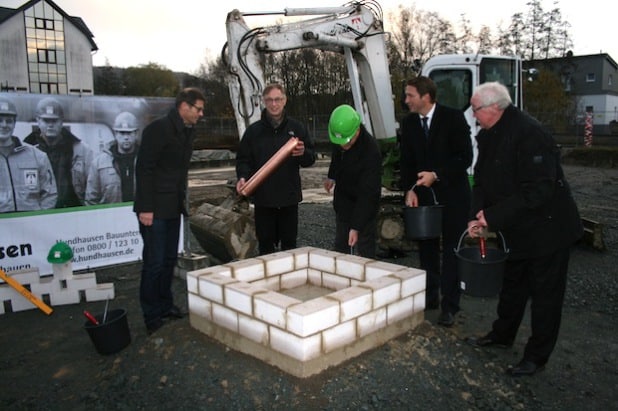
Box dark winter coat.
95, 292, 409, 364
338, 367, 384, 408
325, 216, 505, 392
327, 125, 382, 232
235, 110, 316, 208
133, 108, 194, 219
472, 105, 583, 259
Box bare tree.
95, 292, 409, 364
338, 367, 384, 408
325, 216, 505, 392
455, 14, 475, 54
476, 26, 494, 55
497, 0, 572, 60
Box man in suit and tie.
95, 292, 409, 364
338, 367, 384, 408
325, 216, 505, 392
400, 76, 473, 327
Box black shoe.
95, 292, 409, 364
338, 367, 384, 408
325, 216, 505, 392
506, 359, 545, 377
146, 318, 165, 335
163, 305, 186, 320
465, 333, 513, 349
437, 311, 455, 327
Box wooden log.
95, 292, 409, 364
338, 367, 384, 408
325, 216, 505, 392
189, 202, 258, 262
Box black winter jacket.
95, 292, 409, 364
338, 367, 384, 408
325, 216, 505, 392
236, 110, 316, 207
472, 105, 583, 259
133, 108, 194, 219
327, 126, 382, 231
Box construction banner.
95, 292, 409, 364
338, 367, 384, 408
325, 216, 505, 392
0, 93, 177, 275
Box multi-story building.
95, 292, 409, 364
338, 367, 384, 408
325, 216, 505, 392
0, 0, 97, 95
529, 53, 618, 134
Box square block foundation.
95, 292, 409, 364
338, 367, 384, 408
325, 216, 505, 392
188, 247, 426, 378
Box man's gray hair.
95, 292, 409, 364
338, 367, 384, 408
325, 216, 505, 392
475, 82, 512, 109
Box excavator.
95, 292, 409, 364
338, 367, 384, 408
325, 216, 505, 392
190, 1, 528, 261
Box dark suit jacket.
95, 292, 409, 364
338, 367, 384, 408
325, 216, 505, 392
399, 103, 472, 208
133, 108, 194, 219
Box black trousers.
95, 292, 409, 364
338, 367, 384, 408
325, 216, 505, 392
138, 217, 180, 325
334, 215, 377, 258
254, 204, 298, 255
419, 196, 468, 313
491, 247, 571, 366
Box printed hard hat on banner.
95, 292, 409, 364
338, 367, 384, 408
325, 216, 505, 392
35, 97, 64, 119
47, 242, 73, 264
328, 104, 361, 145
113, 111, 139, 131
0, 98, 17, 117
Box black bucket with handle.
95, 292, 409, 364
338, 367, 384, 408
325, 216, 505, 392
84, 308, 131, 355
404, 186, 443, 240
455, 230, 509, 297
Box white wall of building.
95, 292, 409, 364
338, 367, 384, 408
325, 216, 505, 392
64, 18, 94, 94
0, 13, 29, 91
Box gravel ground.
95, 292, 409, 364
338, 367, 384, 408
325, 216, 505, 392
0, 163, 616, 410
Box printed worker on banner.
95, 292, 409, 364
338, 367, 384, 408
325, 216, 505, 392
0, 97, 57, 212
24, 97, 93, 208
86, 111, 140, 204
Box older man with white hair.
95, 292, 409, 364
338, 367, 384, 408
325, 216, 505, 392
465, 82, 583, 377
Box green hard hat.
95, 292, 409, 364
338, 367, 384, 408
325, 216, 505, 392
328, 104, 361, 145
47, 242, 73, 264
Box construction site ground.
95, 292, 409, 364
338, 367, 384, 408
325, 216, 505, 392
1, 159, 616, 410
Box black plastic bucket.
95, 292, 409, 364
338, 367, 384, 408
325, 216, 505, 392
404, 187, 443, 240
455, 230, 509, 297
84, 308, 131, 355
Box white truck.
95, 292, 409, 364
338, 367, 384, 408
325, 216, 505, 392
220, 1, 527, 252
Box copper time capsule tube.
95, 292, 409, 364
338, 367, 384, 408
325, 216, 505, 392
240, 137, 299, 197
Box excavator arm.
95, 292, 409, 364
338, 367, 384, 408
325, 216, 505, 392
223, 1, 397, 144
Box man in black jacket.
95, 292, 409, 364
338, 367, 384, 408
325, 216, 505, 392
400, 76, 473, 327
236, 83, 316, 255
134, 87, 206, 334
465, 82, 583, 376
324, 104, 382, 258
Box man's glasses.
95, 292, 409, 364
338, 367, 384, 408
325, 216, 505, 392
472, 104, 490, 113
264, 97, 285, 104
189, 102, 204, 113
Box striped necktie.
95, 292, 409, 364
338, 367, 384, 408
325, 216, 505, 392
422, 116, 429, 139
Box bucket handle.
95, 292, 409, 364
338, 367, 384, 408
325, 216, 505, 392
410, 184, 439, 206
454, 228, 510, 253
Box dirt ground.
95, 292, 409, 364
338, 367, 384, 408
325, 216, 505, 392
1, 160, 617, 410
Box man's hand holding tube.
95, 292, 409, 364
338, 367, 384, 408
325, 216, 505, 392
291, 140, 304, 156
467, 209, 488, 238
236, 178, 246, 195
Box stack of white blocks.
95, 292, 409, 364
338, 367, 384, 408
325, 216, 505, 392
0, 262, 114, 314
188, 246, 426, 378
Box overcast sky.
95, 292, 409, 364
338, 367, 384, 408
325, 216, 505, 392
3, 0, 613, 73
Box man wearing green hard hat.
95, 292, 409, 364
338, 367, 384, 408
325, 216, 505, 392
324, 104, 382, 258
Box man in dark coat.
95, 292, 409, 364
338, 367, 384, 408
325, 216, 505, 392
134, 87, 206, 334
400, 76, 473, 327
465, 82, 583, 377
236, 83, 316, 255
324, 104, 382, 258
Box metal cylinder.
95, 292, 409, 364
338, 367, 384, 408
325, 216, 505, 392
240, 137, 299, 197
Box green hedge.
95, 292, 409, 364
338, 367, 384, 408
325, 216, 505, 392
561, 147, 618, 168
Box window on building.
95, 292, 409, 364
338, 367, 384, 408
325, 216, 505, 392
23, 3, 67, 94
609, 74, 613, 86
586, 73, 596, 83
